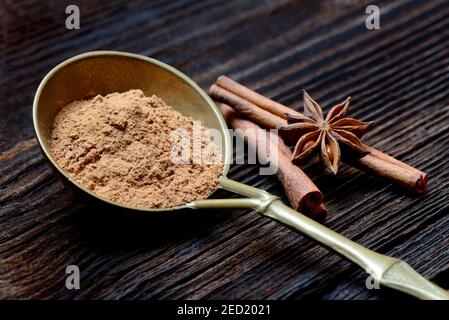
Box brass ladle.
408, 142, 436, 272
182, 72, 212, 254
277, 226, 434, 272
33, 51, 449, 300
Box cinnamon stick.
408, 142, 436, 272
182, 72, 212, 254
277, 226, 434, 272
210, 84, 286, 129
350, 147, 428, 193
211, 76, 428, 193
219, 103, 326, 218
216, 75, 298, 118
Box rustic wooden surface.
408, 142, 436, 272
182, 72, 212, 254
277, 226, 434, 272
1, 0, 449, 300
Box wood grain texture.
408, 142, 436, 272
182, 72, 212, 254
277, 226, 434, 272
1, 0, 449, 300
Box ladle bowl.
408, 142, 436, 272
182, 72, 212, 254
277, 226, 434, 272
33, 51, 449, 300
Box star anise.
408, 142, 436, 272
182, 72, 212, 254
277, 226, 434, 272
278, 91, 373, 174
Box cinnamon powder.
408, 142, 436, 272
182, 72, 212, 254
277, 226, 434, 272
50, 89, 223, 208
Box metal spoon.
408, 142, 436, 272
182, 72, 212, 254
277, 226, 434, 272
33, 51, 449, 300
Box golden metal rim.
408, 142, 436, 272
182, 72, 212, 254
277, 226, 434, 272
33, 50, 231, 212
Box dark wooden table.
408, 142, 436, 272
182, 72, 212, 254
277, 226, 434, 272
1, 0, 449, 300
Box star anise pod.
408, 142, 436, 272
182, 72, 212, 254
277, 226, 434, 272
278, 91, 373, 174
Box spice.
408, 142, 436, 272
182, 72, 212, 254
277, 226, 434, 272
216, 75, 294, 118
279, 91, 373, 174
210, 84, 286, 129
50, 89, 223, 208
348, 147, 428, 193
220, 104, 326, 218
211, 76, 427, 193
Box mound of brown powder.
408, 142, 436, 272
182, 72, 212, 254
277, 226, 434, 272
50, 89, 223, 208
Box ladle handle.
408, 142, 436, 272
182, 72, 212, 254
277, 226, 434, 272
263, 200, 449, 300
193, 177, 449, 299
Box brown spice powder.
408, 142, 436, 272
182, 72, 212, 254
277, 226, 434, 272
50, 89, 223, 208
